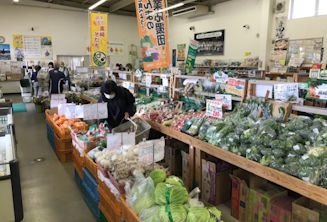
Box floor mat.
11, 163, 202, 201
13, 103, 27, 112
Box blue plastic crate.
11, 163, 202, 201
81, 180, 100, 220
82, 168, 98, 191
46, 121, 55, 150
74, 169, 82, 190
82, 180, 99, 203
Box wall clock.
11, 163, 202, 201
0, 36, 5, 43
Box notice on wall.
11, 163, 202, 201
135, 0, 171, 71
90, 12, 108, 67
108, 42, 125, 56
206, 99, 223, 119
195, 30, 225, 56
177, 44, 186, 61
274, 83, 299, 102
12, 34, 53, 60
0, 44, 11, 60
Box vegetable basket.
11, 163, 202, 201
112, 117, 151, 144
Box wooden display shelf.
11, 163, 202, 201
80, 94, 98, 103
145, 119, 327, 206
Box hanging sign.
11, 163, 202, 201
185, 40, 199, 75
206, 100, 223, 119
90, 12, 108, 67
135, 0, 170, 71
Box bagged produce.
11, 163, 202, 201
198, 119, 212, 140
181, 119, 194, 133
186, 117, 204, 136
126, 173, 155, 214
149, 169, 167, 186
155, 183, 188, 205
207, 207, 223, 222
139, 206, 161, 222
166, 176, 184, 187
159, 205, 187, 222
186, 207, 210, 222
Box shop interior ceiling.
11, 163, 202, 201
13, 0, 230, 16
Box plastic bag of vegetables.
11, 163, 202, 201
207, 207, 222, 222
159, 205, 187, 222
181, 119, 194, 133
186, 207, 210, 222
139, 206, 161, 222
198, 119, 212, 140
126, 172, 155, 214
187, 118, 204, 136
149, 169, 167, 186
155, 183, 188, 205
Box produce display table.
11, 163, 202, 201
144, 119, 327, 206
80, 94, 98, 103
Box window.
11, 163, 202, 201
289, 0, 327, 19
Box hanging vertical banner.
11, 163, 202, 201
135, 0, 170, 71
89, 12, 108, 67
185, 40, 199, 75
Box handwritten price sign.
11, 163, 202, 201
206, 100, 223, 118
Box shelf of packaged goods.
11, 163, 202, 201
292, 105, 327, 116
144, 73, 172, 77
174, 75, 209, 80
144, 119, 327, 206
80, 94, 98, 103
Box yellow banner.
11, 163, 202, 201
135, 0, 170, 71
89, 12, 108, 67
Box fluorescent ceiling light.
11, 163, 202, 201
150, 0, 196, 15
13, 0, 19, 2
89, 0, 107, 10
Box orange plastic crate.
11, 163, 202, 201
55, 149, 72, 162
55, 133, 73, 152
98, 184, 122, 222
45, 108, 57, 128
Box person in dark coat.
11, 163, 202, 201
49, 62, 65, 94
99, 80, 135, 129
31, 65, 41, 97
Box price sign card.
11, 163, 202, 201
138, 138, 165, 165
50, 99, 67, 108
145, 73, 152, 87
83, 103, 108, 120
107, 132, 136, 150
212, 71, 229, 83
206, 99, 223, 118
274, 83, 299, 102
215, 94, 232, 110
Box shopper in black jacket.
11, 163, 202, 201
99, 80, 135, 129
49, 62, 65, 94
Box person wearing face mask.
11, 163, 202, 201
99, 80, 136, 129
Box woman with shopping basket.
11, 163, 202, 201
99, 80, 136, 130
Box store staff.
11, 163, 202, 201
49, 62, 65, 94
99, 80, 135, 129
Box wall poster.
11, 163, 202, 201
89, 12, 108, 67
194, 30, 225, 56
177, 44, 186, 61
0, 44, 11, 60
108, 42, 125, 56
135, 0, 171, 71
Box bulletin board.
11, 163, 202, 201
286, 37, 323, 67
12, 34, 53, 61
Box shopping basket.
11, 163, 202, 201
112, 117, 151, 144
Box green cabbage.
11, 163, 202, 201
186, 207, 210, 222
166, 176, 184, 187
159, 205, 187, 222
149, 169, 167, 186
133, 195, 155, 215
155, 183, 188, 205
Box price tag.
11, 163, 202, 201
51, 94, 65, 100
274, 83, 299, 102
206, 99, 223, 118
82, 103, 108, 120
138, 144, 154, 166
145, 73, 152, 87
215, 94, 232, 110
107, 132, 136, 150
50, 98, 66, 108
135, 69, 142, 78
161, 76, 169, 87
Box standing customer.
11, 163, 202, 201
31, 65, 41, 97
48, 62, 54, 71
99, 80, 135, 129
59, 62, 71, 91
49, 62, 65, 94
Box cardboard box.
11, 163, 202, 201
181, 150, 190, 191
5, 72, 22, 81
270, 196, 294, 222
230, 169, 266, 222
248, 182, 287, 222
202, 159, 232, 206
292, 197, 327, 222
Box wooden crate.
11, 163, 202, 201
98, 181, 122, 222
84, 149, 98, 180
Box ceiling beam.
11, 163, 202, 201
108, 0, 134, 12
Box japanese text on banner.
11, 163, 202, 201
90, 12, 108, 67
135, 0, 170, 71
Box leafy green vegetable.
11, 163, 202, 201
260, 156, 272, 166
166, 176, 184, 187
207, 207, 222, 222
149, 169, 167, 186
159, 205, 187, 222
186, 207, 210, 222
155, 183, 188, 205
139, 206, 161, 222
